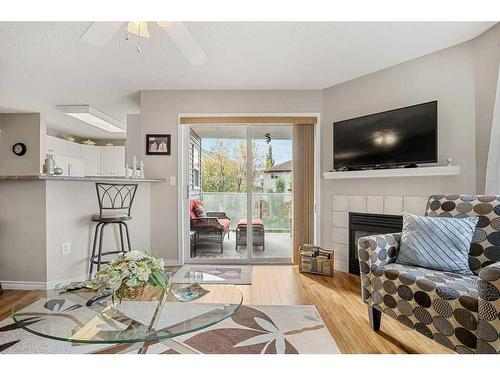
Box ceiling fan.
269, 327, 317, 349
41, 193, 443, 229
80, 21, 208, 66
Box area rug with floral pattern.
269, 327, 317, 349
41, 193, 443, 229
0, 304, 339, 354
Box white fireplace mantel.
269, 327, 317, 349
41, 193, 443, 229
323, 165, 460, 180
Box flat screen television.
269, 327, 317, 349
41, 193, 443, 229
333, 101, 437, 170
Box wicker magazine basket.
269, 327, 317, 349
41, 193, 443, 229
299, 244, 334, 276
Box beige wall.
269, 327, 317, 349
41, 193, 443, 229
126, 114, 141, 163
138, 90, 323, 260
0, 113, 46, 176
0, 181, 47, 283
472, 24, 500, 194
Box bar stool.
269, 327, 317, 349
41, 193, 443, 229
89, 183, 138, 274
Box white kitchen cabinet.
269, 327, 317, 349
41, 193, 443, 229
47, 135, 82, 159
46, 135, 124, 176
100, 146, 114, 176
100, 146, 125, 176
82, 144, 101, 176
113, 146, 125, 176
66, 141, 82, 159
46, 135, 67, 156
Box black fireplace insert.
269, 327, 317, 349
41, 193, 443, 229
349, 212, 403, 275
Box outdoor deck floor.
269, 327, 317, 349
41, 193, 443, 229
192, 232, 292, 260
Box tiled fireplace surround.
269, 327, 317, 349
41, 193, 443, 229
331, 195, 429, 273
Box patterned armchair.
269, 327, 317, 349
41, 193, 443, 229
358, 194, 500, 354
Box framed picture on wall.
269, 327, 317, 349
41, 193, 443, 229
146, 134, 171, 155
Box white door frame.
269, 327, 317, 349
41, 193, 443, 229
177, 112, 322, 265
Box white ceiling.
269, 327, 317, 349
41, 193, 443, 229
0, 22, 495, 139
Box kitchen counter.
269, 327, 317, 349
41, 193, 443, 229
0, 175, 165, 182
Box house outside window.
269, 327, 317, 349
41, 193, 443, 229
263, 161, 292, 192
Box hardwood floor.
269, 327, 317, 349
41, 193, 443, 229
0, 265, 452, 354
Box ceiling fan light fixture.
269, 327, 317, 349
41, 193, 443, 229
127, 21, 150, 38
80, 21, 208, 66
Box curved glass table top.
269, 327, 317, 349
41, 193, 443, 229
12, 276, 242, 346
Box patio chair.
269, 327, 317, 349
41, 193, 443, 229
235, 218, 265, 251
189, 199, 231, 253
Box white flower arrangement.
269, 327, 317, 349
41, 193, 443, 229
96, 250, 168, 293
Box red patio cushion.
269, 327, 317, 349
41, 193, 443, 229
219, 219, 230, 231
237, 218, 264, 227
189, 199, 203, 219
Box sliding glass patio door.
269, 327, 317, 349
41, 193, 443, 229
184, 123, 293, 264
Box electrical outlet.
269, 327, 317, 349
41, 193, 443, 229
61, 242, 71, 255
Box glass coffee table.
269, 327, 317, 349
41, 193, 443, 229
12, 276, 242, 354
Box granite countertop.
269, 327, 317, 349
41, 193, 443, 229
0, 175, 166, 182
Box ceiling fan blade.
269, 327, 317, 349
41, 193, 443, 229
161, 22, 208, 66
81, 22, 123, 47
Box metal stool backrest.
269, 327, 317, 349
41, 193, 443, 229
95, 183, 138, 218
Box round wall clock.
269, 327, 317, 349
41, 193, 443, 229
12, 143, 27, 156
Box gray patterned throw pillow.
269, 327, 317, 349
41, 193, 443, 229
397, 213, 479, 275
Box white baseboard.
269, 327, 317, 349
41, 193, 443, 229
1, 280, 48, 290
1, 275, 89, 291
